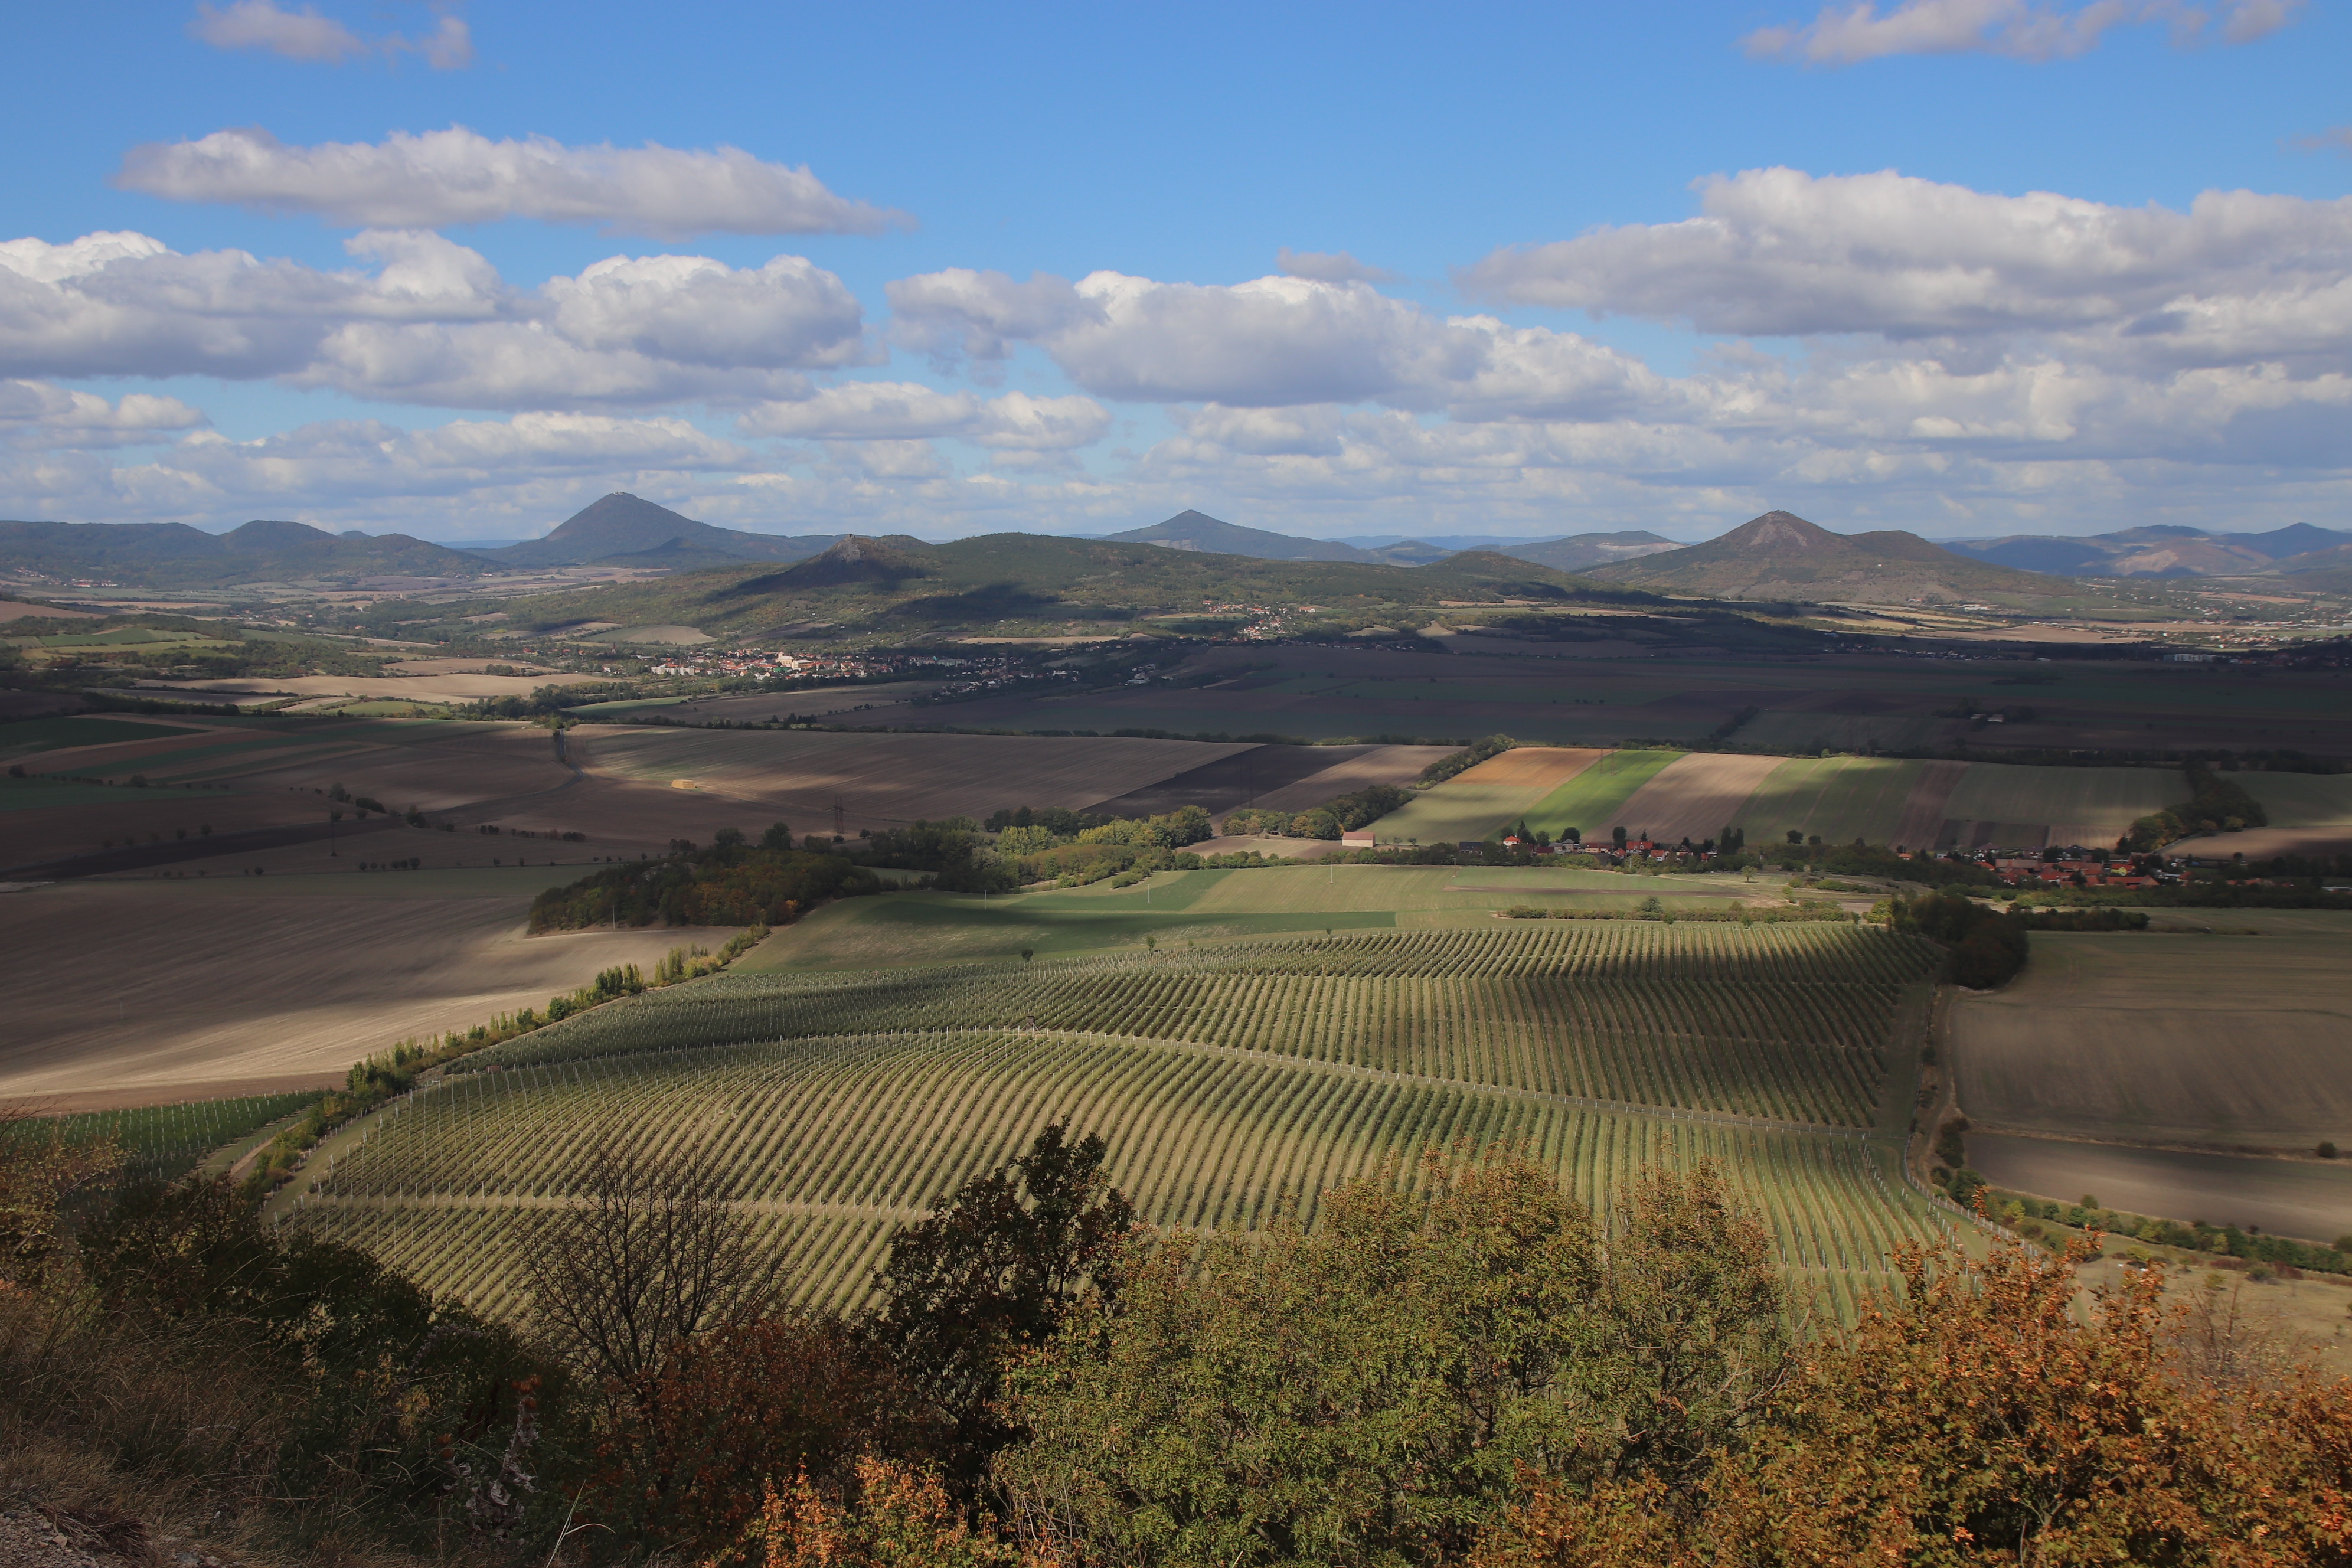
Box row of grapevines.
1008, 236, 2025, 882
292, 1027, 1945, 1318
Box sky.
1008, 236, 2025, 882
2, 0, 2348, 545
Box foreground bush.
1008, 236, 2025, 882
996, 1154, 1789, 1567
1474, 1234, 2352, 1567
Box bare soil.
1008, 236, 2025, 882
0, 876, 736, 1108
573, 725, 1252, 834
1243, 744, 1459, 813
1608, 753, 1786, 844
1947, 918, 2352, 1155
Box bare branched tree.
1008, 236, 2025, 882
524, 1139, 758, 1399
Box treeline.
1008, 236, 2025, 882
528, 825, 877, 930
1884, 888, 2032, 988
1420, 732, 1515, 786
459, 682, 631, 720
13, 1135, 2348, 1566
1221, 781, 1409, 839
2121, 759, 2272, 851
1990, 1188, 2352, 1276
884, 806, 1223, 893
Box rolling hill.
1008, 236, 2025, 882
0, 517, 502, 586
495, 531, 1649, 642
1498, 531, 1682, 573
1585, 511, 2070, 604
1945, 522, 2352, 578
474, 492, 841, 569
1102, 509, 1382, 563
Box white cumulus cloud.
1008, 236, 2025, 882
891, 268, 1500, 407
0, 380, 210, 448
1458, 166, 2352, 357
0, 228, 868, 407
738, 382, 1109, 450
117, 126, 906, 239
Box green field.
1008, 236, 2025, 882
1520, 750, 1682, 839
740, 866, 1783, 970
1734, 757, 1927, 847
1364, 759, 1595, 845
280, 901, 1955, 1324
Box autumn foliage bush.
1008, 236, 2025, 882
1474, 1234, 2352, 1567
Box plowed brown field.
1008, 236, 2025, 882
0, 874, 736, 1109
1606, 753, 1786, 844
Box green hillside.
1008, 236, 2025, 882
1587, 511, 2071, 605
280, 916, 1953, 1323
491, 533, 1653, 642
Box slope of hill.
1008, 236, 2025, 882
498, 531, 1645, 641
724, 534, 936, 590
2259, 540, 2352, 578
1946, 522, 2351, 578
1103, 509, 1380, 563
0, 517, 499, 586
1500, 531, 1681, 573
1587, 511, 2069, 603
477, 492, 839, 568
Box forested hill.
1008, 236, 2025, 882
1586, 510, 2070, 604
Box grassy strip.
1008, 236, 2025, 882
1976, 1186, 2350, 1276
1502, 900, 1857, 924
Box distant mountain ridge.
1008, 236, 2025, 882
1944, 522, 2352, 578
1586, 510, 2067, 603
502, 529, 1642, 641
1498, 531, 1682, 573
0, 517, 497, 586
476, 494, 840, 569
1105, 510, 1382, 563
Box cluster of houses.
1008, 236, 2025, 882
1975, 848, 2166, 889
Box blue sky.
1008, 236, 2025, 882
3, 0, 2347, 543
